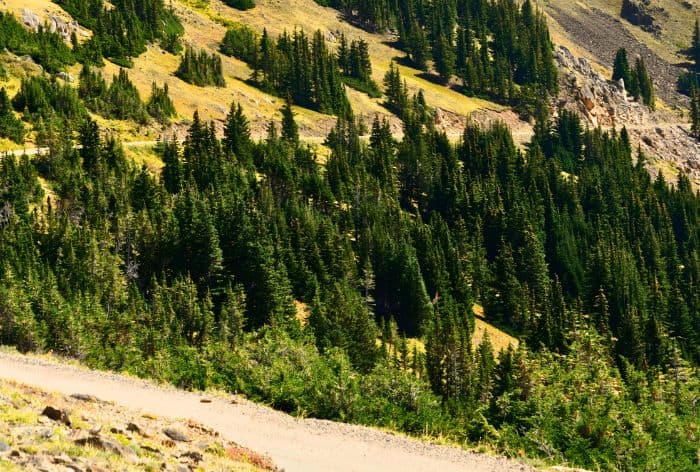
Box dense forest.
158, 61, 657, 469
1, 94, 699, 470
0, 1, 698, 471
220, 26, 352, 115
317, 0, 558, 111
55, 0, 184, 66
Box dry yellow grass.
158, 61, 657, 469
472, 304, 519, 353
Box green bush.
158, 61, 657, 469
223, 0, 256, 10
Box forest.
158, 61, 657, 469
316, 0, 558, 112
0, 92, 698, 470
0, 1, 698, 471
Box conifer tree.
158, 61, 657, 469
0, 88, 24, 143
691, 85, 700, 138
281, 96, 299, 144
634, 57, 655, 109
223, 101, 252, 159
613, 48, 632, 89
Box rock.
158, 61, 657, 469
70, 394, 98, 403
126, 422, 149, 437
42, 406, 72, 427
74, 435, 138, 463
88, 424, 102, 435
176, 465, 191, 472
0, 440, 9, 453
21, 8, 40, 30
57, 72, 75, 83
140, 444, 162, 455
581, 87, 596, 111
180, 451, 203, 463
621, 0, 662, 35
52, 453, 75, 465
163, 428, 190, 442
15, 426, 54, 440
86, 465, 108, 472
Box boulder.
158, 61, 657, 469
42, 406, 72, 427
126, 422, 150, 437
70, 393, 98, 403
180, 450, 203, 463
21, 9, 40, 30
581, 87, 596, 111
57, 72, 75, 83
73, 435, 138, 463
163, 428, 190, 442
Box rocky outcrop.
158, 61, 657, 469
20, 8, 82, 41
554, 45, 700, 188
555, 45, 649, 128
621, 0, 663, 35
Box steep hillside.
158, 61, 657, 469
538, 0, 700, 186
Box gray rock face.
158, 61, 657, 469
20, 8, 81, 41
555, 45, 648, 128
621, 0, 662, 35
57, 72, 75, 83
48, 14, 80, 41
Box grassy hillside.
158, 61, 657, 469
0, 0, 505, 142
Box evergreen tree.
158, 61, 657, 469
281, 96, 299, 144
612, 47, 632, 89
176, 47, 226, 87
0, 88, 25, 143
223, 101, 252, 159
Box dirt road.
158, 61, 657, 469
0, 352, 537, 472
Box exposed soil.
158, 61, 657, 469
547, 4, 687, 108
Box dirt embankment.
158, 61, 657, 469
547, 4, 686, 108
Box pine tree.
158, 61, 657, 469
281, 96, 299, 144
612, 48, 631, 89
634, 57, 655, 109
691, 85, 700, 138
223, 101, 252, 159
433, 32, 456, 83
0, 88, 24, 143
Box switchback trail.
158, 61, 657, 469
0, 352, 538, 472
